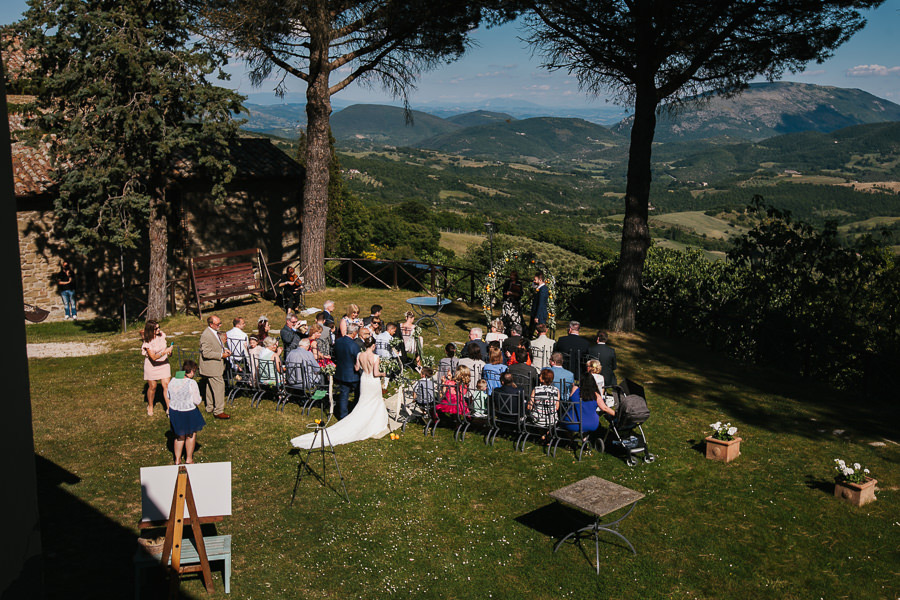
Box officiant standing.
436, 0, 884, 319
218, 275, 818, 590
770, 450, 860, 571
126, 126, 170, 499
500, 270, 523, 333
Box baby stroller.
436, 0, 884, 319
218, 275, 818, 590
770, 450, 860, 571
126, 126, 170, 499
600, 379, 656, 466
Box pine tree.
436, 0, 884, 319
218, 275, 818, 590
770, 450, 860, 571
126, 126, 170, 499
19, 0, 244, 319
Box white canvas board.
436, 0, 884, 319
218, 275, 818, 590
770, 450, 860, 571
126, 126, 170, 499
140, 462, 232, 522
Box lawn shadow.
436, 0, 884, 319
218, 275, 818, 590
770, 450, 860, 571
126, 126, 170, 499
73, 317, 120, 334
35, 454, 203, 599
516, 502, 636, 569
686, 438, 706, 455
803, 474, 835, 496
287, 448, 350, 505
619, 331, 900, 443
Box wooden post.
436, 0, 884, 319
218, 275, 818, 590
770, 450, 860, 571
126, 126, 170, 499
392, 262, 398, 289
347, 261, 353, 286
430, 265, 435, 294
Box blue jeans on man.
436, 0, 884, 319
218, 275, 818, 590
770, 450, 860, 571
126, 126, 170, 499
335, 380, 360, 420
61, 289, 76, 318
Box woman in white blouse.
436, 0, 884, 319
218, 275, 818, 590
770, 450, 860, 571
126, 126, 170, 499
166, 360, 206, 465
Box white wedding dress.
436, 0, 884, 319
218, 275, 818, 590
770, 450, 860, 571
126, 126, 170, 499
290, 361, 390, 449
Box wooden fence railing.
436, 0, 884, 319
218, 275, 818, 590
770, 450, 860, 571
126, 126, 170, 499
159, 257, 581, 315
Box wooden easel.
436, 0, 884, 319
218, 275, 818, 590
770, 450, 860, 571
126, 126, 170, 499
160, 466, 213, 596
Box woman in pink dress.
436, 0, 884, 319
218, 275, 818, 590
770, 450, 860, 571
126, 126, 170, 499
141, 319, 173, 416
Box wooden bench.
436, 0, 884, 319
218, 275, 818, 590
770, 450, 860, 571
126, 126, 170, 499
134, 534, 231, 598
190, 249, 275, 318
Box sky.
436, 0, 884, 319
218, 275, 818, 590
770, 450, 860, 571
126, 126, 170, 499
3, 1, 899, 109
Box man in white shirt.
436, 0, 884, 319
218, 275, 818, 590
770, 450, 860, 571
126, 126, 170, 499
226, 317, 249, 363
530, 323, 555, 369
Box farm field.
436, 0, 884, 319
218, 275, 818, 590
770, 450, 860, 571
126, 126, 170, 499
650, 211, 749, 240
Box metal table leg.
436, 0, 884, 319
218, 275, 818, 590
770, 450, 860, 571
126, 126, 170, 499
553, 500, 640, 574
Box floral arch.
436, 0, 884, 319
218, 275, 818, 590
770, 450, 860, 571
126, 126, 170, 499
480, 249, 557, 331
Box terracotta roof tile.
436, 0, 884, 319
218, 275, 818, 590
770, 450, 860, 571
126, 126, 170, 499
11, 141, 55, 197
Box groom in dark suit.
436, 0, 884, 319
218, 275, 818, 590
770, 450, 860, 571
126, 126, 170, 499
333, 323, 361, 419
529, 271, 549, 336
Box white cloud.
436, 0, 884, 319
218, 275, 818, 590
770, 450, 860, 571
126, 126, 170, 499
846, 64, 900, 77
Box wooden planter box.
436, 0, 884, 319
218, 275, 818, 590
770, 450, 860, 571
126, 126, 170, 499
705, 436, 741, 463
834, 477, 877, 507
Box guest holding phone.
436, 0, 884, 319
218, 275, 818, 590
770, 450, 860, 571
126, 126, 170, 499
141, 319, 173, 416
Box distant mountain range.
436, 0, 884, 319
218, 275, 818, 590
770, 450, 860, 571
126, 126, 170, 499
240, 82, 900, 159
614, 82, 900, 142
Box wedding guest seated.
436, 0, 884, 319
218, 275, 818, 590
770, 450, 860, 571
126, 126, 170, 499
436, 365, 471, 416
339, 303, 362, 338
438, 343, 459, 380
363, 304, 383, 327
470, 379, 489, 418
308, 323, 332, 367
561, 366, 610, 437
400, 310, 417, 354
508, 347, 538, 395
413, 366, 436, 408
374, 321, 394, 359
286, 338, 321, 385
226, 317, 249, 362
530, 324, 555, 369
528, 368, 560, 428
501, 324, 530, 360
485, 318, 507, 343
463, 327, 487, 360
257, 337, 282, 385
257, 315, 272, 346
281, 313, 301, 352
587, 331, 618, 387
548, 351, 575, 396
458, 342, 485, 382
482, 346, 509, 394
553, 320, 590, 374
355, 325, 372, 351
491, 372, 521, 418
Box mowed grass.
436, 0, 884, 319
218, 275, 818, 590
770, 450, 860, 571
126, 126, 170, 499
27, 289, 900, 599
440, 231, 486, 256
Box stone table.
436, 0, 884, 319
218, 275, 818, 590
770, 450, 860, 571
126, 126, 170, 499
549, 476, 645, 574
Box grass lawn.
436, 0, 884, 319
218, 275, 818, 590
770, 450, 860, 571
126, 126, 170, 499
27, 289, 899, 599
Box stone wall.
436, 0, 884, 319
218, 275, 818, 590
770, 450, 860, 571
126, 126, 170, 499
17, 176, 302, 322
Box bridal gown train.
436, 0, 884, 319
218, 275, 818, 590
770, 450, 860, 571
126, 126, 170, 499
290, 371, 390, 449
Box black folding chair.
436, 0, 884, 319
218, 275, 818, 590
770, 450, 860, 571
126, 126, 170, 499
487, 387, 526, 449
552, 390, 592, 461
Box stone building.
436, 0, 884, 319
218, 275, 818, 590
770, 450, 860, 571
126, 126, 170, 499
5, 37, 305, 321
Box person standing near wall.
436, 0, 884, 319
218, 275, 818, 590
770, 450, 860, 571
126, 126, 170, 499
57, 261, 76, 320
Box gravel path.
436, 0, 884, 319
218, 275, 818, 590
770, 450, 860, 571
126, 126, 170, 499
27, 342, 110, 358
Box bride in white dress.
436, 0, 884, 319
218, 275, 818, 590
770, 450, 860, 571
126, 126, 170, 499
291, 337, 390, 449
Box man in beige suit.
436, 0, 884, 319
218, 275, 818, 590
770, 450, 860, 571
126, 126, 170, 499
199, 315, 232, 419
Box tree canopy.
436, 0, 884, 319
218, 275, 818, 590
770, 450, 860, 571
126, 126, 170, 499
192, 0, 512, 290
523, 0, 884, 331
18, 0, 243, 319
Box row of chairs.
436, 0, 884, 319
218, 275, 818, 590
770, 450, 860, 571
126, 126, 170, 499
401, 377, 596, 461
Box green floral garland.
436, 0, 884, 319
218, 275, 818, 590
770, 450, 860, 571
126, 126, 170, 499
480, 249, 557, 332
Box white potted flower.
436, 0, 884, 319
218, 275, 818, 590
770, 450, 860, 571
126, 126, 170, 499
705, 421, 742, 463
833, 459, 877, 506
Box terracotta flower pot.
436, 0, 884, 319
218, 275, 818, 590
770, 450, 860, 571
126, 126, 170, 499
834, 476, 877, 507
705, 436, 741, 463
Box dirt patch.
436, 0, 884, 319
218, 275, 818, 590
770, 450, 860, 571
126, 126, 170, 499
27, 342, 110, 358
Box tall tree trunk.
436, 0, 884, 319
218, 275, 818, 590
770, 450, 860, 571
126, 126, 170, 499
299, 34, 332, 292
147, 186, 168, 321
608, 88, 657, 331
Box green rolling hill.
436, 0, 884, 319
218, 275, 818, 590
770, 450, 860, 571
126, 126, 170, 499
419, 117, 624, 162
330, 104, 460, 146
446, 110, 517, 127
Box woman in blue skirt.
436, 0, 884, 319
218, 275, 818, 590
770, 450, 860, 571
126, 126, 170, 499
166, 360, 206, 465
